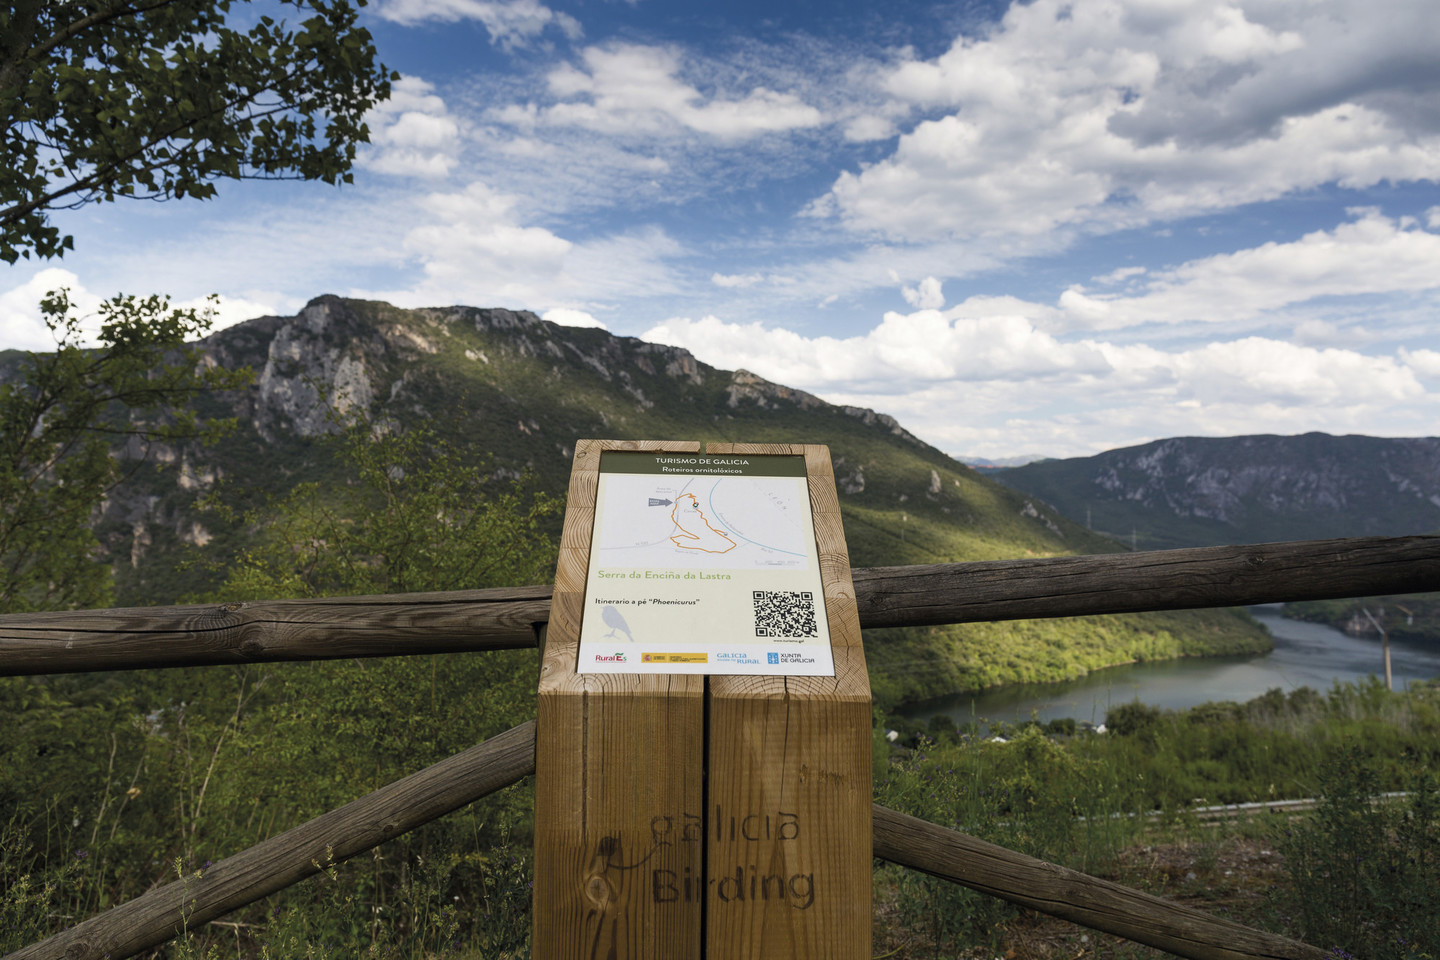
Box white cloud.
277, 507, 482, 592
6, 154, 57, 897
0, 269, 282, 351
0, 269, 101, 351
1053, 210, 1440, 331
376, 0, 581, 47
1399, 348, 1440, 379
356, 181, 686, 309
842, 115, 896, 142
362, 76, 461, 179
392, 183, 572, 303
817, 0, 1440, 242
643, 309, 1107, 392
901, 276, 944, 310
542, 307, 606, 328
641, 305, 1439, 458
712, 272, 764, 288
499, 43, 824, 140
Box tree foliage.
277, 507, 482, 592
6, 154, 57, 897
0, 0, 394, 263
208, 415, 561, 600
0, 289, 249, 612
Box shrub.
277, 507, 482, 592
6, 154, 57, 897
1278, 746, 1440, 959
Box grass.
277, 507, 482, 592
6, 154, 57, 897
4, 680, 1440, 957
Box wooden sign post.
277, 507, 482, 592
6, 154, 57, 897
534, 439, 871, 960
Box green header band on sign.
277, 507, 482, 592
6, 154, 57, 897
599, 450, 807, 478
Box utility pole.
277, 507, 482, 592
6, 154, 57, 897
1361, 606, 1392, 691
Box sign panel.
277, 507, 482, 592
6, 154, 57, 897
577, 451, 834, 675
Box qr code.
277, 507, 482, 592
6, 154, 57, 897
752, 590, 818, 638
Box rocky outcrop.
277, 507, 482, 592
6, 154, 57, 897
998, 432, 1440, 547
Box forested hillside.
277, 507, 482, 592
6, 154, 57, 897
82, 295, 1269, 703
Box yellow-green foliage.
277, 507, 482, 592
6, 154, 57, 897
865, 608, 1268, 710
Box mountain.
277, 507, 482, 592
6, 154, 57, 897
957, 454, 1054, 471
68, 296, 1265, 707
993, 433, 1440, 551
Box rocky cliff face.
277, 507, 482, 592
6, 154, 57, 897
996, 433, 1440, 549
86, 294, 1055, 603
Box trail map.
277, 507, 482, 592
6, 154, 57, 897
576, 451, 835, 676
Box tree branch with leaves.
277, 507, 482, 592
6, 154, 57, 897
0, 290, 251, 612
0, 0, 395, 262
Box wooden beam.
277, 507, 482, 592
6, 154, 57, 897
872, 803, 1328, 960
704, 442, 872, 960
6, 721, 538, 960
4, 536, 1439, 676
533, 440, 706, 960
0, 586, 550, 676
851, 534, 1440, 629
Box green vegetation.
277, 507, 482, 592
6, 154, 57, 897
2, 0, 393, 263
876, 680, 1440, 958
865, 607, 1266, 710
1, 411, 550, 958
0, 291, 248, 613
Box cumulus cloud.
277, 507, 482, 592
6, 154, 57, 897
0, 269, 279, 351
361, 76, 462, 179
376, 0, 581, 47
1053, 210, 1440, 331
901, 276, 944, 310
643, 309, 1108, 392
494, 43, 824, 140
642, 305, 1439, 458
357, 181, 687, 309
1399, 348, 1440, 379
817, 0, 1440, 242
542, 307, 606, 328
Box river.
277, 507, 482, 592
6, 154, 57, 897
899, 607, 1440, 729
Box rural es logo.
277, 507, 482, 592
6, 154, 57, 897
593, 652, 628, 663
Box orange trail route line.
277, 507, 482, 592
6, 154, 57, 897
669, 493, 738, 554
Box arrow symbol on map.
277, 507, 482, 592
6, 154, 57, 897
648, 498, 673, 506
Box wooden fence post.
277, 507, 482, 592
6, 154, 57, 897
534, 440, 872, 960
534, 440, 706, 960
704, 443, 872, 959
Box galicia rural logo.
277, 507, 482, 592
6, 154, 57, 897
594, 651, 628, 663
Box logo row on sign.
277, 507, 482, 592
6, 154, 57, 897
592, 652, 818, 665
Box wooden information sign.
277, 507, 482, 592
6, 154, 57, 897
534, 439, 871, 960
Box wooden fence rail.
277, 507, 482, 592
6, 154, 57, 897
4, 535, 1437, 677
4, 721, 1330, 960
5, 721, 537, 960
872, 805, 1326, 960
6, 533, 1437, 959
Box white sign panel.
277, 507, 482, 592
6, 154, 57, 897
577, 451, 834, 676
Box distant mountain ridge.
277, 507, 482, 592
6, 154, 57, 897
957, 453, 1054, 470
994, 433, 1440, 550
4, 295, 1268, 705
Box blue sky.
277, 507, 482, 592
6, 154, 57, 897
4, 0, 1440, 459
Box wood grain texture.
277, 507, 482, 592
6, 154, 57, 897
872, 803, 1328, 960
850, 535, 1440, 628
6, 722, 537, 960
0, 587, 549, 676
705, 443, 871, 960
8, 536, 1439, 677
534, 439, 706, 960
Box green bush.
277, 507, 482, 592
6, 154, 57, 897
1105, 701, 1163, 737
1278, 746, 1440, 959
